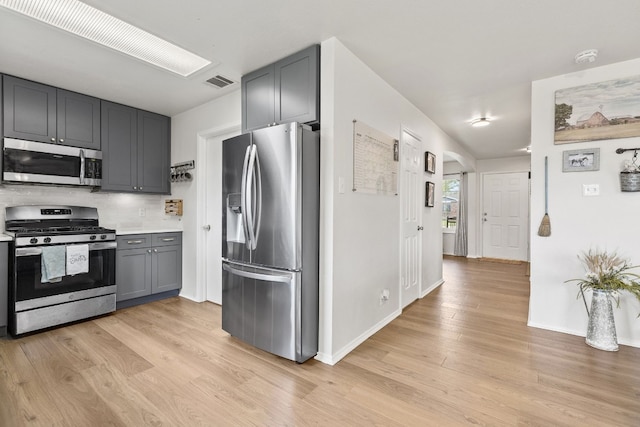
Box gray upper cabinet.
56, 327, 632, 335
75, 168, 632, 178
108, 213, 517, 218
101, 101, 170, 194
56, 89, 101, 149
242, 45, 319, 132
3, 75, 100, 149
138, 110, 170, 194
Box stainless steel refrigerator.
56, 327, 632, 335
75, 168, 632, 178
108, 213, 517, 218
221, 122, 319, 363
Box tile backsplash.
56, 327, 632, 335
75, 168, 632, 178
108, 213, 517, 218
0, 184, 181, 232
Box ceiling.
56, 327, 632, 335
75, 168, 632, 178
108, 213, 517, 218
1, 0, 640, 160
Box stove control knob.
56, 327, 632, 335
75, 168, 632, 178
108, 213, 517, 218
100, 234, 107, 240
90, 235, 97, 241
44, 237, 52, 243
30, 238, 38, 244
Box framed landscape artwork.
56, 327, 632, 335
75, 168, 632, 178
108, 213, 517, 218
554, 74, 640, 144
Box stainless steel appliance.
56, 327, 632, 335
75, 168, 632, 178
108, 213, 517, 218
222, 122, 319, 363
5, 205, 116, 335
3, 138, 102, 186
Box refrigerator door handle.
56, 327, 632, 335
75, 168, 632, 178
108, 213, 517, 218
223, 263, 292, 284
245, 144, 262, 250
252, 146, 263, 250
240, 145, 252, 249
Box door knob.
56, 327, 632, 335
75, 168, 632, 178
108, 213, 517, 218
417, 226, 424, 231
203, 224, 211, 231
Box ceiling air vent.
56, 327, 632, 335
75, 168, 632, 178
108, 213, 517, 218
205, 74, 235, 89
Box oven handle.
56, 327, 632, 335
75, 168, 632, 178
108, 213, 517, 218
15, 241, 117, 257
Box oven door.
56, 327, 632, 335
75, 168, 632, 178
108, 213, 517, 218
12, 241, 116, 304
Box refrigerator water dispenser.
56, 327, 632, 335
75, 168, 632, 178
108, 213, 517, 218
226, 193, 245, 243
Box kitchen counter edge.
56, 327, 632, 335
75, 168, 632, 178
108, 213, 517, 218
116, 229, 183, 236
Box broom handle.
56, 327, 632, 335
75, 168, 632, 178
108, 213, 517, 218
544, 156, 548, 214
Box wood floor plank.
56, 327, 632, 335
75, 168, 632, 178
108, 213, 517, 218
1, 256, 639, 426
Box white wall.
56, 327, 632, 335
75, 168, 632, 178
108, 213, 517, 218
530, 58, 640, 347
318, 38, 474, 364
169, 90, 241, 302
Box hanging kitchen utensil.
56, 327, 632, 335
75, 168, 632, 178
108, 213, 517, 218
537, 156, 551, 237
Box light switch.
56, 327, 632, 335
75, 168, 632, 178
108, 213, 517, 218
583, 184, 599, 196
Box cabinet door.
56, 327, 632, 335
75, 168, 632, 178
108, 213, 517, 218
275, 45, 319, 126
3, 75, 56, 143
138, 110, 170, 194
116, 247, 152, 301
152, 244, 182, 293
57, 89, 101, 149
241, 64, 275, 132
101, 101, 138, 192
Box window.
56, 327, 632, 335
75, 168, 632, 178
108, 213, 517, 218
442, 175, 460, 229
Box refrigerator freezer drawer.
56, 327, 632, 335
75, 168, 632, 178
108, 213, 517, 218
222, 261, 317, 363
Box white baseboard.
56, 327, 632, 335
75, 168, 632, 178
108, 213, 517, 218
527, 321, 640, 348
420, 278, 444, 298
315, 309, 402, 365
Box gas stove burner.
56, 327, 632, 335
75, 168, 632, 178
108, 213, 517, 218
5, 205, 116, 247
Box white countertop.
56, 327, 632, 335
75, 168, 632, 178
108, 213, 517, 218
0, 233, 12, 242
116, 228, 182, 236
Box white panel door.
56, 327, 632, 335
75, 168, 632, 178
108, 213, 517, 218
205, 130, 240, 304
482, 172, 529, 261
400, 130, 422, 308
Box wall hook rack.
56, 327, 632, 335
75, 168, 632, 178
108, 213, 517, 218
171, 160, 195, 183
616, 148, 640, 154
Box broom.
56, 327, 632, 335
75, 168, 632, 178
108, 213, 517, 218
537, 156, 551, 237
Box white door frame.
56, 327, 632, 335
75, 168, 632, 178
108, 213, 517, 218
479, 170, 530, 261
399, 127, 423, 308
195, 123, 241, 303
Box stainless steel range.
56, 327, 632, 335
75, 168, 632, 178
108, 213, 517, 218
5, 205, 116, 335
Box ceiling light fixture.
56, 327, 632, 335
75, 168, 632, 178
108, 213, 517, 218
574, 49, 598, 64
0, 0, 211, 77
470, 117, 490, 127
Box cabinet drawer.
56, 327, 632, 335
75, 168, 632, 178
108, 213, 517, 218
116, 234, 151, 248
152, 232, 182, 247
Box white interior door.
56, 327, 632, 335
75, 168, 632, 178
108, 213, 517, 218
482, 172, 529, 261
204, 130, 239, 304
400, 130, 422, 308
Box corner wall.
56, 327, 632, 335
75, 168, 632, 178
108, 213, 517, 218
170, 91, 241, 301
530, 58, 640, 347
318, 38, 475, 363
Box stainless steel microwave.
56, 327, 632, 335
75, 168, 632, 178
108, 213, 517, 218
2, 138, 102, 186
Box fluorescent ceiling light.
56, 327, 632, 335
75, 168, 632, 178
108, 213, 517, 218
470, 117, 490, 127
0, 0, 211, 76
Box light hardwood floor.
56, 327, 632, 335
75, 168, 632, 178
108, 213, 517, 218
1, 256, 639, 426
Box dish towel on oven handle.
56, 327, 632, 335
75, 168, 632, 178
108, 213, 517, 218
66, 244, 89, 276
41, 245, 66, 283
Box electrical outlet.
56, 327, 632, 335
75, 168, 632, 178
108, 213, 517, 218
380, 288, 390, 305
138, 208, 146, 217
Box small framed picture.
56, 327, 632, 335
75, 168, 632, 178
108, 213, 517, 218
425, 181, 435, 207
425, 151, 436, 174
562, 148, 600, 172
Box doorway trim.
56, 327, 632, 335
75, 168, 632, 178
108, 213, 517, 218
195, 123, 241, 302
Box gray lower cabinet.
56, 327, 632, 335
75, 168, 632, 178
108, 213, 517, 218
0, 242, 8, 337
116, 233, 182, 308
101, 101, 170, 194
3, 75, 101, 149
242, 44, 319, 132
